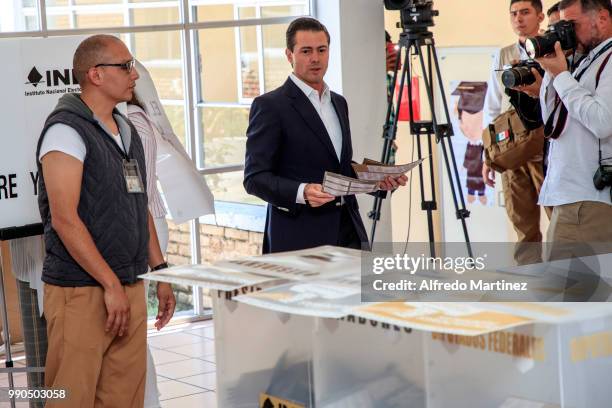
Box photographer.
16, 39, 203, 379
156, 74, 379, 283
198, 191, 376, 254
536, 0, 612, 248
482, 0, 547, 265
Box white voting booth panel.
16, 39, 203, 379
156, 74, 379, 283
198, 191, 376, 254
0, 36, 83, 231
213, 290, 315, 408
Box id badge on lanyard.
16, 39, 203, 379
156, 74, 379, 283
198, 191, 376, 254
123, 159, 145, 194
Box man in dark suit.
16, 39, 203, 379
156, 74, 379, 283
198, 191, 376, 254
244, 17, 407, 254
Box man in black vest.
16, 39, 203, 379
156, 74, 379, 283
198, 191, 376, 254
37, 35, 175, 407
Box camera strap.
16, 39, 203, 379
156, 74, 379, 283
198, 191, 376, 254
544, 41, 612, 139
597, 52, 612, 165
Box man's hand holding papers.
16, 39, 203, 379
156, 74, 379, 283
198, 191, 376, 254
322, 157, 425, 196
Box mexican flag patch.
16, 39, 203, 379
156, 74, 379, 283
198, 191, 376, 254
496, 129, 510, 143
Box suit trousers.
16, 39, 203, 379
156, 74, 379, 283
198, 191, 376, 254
44, 281, 146, 408
501, 160, 550, 265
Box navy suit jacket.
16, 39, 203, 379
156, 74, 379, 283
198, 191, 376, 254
243, 78, 370, 254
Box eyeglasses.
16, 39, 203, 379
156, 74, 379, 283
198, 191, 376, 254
94, 59, 136, 73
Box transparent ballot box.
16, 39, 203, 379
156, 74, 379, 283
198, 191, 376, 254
312, 316, 427, 408
213, 298, 612, 408
213, 289, 315, 408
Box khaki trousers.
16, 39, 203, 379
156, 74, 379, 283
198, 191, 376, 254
501, 160, 550, 265
44, 281, 146, 408
545, 201, 612, 261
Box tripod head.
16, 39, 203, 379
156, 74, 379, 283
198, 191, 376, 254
384, 0, 439, 37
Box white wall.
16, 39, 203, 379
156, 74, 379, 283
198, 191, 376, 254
317, 0, 392, 244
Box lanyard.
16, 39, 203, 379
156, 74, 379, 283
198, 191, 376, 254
572, 40, 612, 81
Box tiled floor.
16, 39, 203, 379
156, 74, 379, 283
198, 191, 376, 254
0, 320, 217, 408
149, 320, 217, 407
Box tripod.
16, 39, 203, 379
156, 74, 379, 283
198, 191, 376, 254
368, 28, 473, 258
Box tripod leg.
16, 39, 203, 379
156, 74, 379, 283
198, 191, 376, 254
430, 45, 474, 257
415, 41, 473, 257
369, 42, 413, 245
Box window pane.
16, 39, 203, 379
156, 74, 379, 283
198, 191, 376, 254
199, 216, 262, 264
46, 0, 179, 29
260, 4, 307, 18
124, 31, 185, 100
262, 23, 292, 92
162, 104, 187, 149
237, 7, 256, 19
75, 13, 124, 28
204, 173, 264, 205
196, 27, 239, 103
1, 2, 39, 32
191, 0, 309, 23
132, 7, 180, 26
239, 25, 260, 99
198, 105, 249, 168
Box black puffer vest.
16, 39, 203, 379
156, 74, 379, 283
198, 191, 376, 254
36, 94, 149, 287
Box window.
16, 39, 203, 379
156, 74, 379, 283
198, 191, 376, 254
45, 0, 180, 30
2, 1, 39, 32
0, 0, 312, 320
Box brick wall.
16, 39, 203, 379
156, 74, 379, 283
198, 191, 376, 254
166, 220, 263, 266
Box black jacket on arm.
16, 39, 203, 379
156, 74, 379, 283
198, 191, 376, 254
244, 78, 370, 254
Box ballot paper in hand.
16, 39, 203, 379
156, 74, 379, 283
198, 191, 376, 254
322, 172, 379, 196
352, 157, 428, 181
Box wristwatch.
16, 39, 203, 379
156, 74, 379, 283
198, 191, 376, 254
151, 262, 169, 271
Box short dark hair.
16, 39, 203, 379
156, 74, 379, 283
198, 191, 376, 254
559, 0, 612, 14
73, 34, 122, 86
547, 2, 561, 16
509, 0, 544, 13
286, 17, 330, 51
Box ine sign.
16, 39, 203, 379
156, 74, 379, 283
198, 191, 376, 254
0, 36, 84, 231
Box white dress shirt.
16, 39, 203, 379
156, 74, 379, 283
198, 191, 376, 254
482, 42, 530, 129
289, 73, 343, 204
538, 38, 612, 207
128, 104, 168, 218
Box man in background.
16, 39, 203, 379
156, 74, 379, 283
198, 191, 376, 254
482, 0, 547, 265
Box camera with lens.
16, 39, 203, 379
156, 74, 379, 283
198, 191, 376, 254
593, 165, 612, 191
384, 0, 438, 32
526, 20, 577, 59
502, 60, 544, 88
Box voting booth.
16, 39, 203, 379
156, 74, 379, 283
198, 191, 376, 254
143, 247, 612, 408
211, 294, 612, 408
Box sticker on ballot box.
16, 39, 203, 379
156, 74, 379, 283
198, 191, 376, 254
259, 393, 305, 408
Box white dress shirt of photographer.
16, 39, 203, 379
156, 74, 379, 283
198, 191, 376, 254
538, 28, 612, 245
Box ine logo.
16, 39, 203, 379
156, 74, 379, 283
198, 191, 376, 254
25, 66, 79, 88
26, 67, 44, 87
